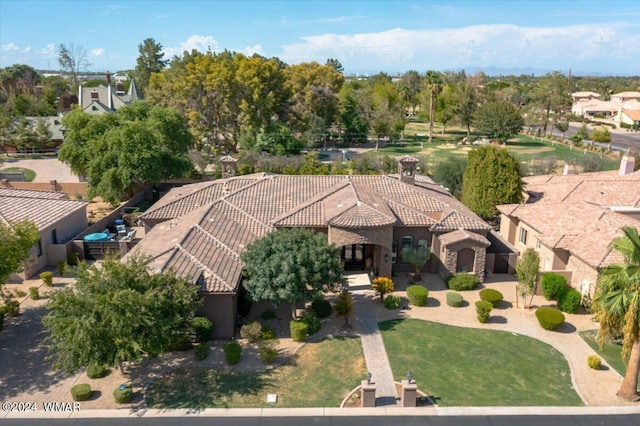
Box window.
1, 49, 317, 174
401, 236, 413, 263
35, 240, 42, 257
519, 228, 528, 245
50, 229, 58, 245
536, 239, 541, 250
391, 240, 398, 264
417, 239, 429, 250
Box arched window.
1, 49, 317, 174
417, 239, 429, 250
391, 240, 398, 263
401, 236, 413, 264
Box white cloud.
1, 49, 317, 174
1, 42, 20, 52
22, 46, 31, 53
163, 35, 219, 59
37, 43, 56, 55
244, 44, 263, 56
91, 47, 105, 57
278, 23, 640, 73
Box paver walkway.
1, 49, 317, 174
346, 272, 398, 406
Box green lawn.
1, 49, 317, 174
579, 329, 634, 380
146, 336, 365, 408
380, 319, 583, 406
0, 167, 36, 182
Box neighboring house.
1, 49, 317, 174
79, 72, 140, 115
570, 99, 618, 118
615, 109, 640, 128
4, 116, 65, 154
571, 91, 601, 102
610, 91, 640, 103
497, 156, 640, 298
0, 187, 88, 280
132, 156, 507, 338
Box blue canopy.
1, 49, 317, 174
84, 232, 109, 242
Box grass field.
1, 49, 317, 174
0, 166, 36, 181
380, 319, 583, 406
146, 336, 365, 408
579, 329, 637, 380
377, 122, 619, 174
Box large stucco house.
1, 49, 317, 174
497, 156, 640, 298
79, 72, 140, 115
0, 187, 88, 280
133, 156, 504, 338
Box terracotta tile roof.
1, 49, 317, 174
623, 109, 640, 121
438, 229, 490, 247
0, 188, 87, 230
138, 173, 490, 293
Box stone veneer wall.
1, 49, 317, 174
439, 241, 487, 283
328, 226, 393, 250
566, 255, 599, 296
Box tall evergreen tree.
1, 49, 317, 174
133, 38, 169, 95
461, 146, 523, 218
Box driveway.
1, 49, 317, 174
0, 157, 80, 183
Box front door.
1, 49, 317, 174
343, 244, 365, 270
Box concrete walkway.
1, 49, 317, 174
346, 272, 398, 406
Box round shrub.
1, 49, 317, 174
587, 355, 601, 370
557, 288, 581, 314
261, 324, 276, 340
71, 383, 92, 401
240, 321, 263, 343
383, 294, 402, 310
223, 341, 242, 365
86, 363, 109, 379
407, 285, 429, 307
475, 300, 493, 323
191, 316, 213, 343
290, 320, 308, 342
447, 273, 479, 291
311, 298, 333, 318
57, 260, 67, 276
40, 271, 53, 287
259, 340, 279, 365
29, 286, 40, 300
541, 272, 567, 300
194, 342, 209, 361
479, 288, 503, 308
2, 299, 20, 317
113, 384, 133, 404
446, 292, 464, 307
300, 311, 321, 335
535, 307, 565, 330
165, 335, 193, 352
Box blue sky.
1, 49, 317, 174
1, 0, 639, 76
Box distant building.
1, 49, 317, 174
78, 72, 140, 115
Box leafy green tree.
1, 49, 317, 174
531, 72, 571, 133
435, 84, 456, 135
590, 126, 611, 143
554, 120, 569, 139
325, 58, 344, 74
42, 254, 201, 374
399, 70, 422, 116
338, 80, 369, 144
461, 146, 523, 218
58, 101, 194, 205
572, 122, 590, 143
515, 248, 540, 309
402, 246, 431, 281
593, 226, 640, 400
0, 219, 39, 286
240, 228, 343, 319
433, 156, 467, 198
473, 100, 524, 142
133, 38, 169, 95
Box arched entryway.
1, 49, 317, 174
456, 248, 476, 273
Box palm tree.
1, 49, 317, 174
593, 226, 640, 400
424, 70, 442, 147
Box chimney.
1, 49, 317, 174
563, 163, 576, 175
78, 82, 83, 108
619, 155, 636, 175
49, 180, 58, 192
396, 155, 419, 185
108, 78, 113, 110
0, 179, 9, 188
106, 71, 111, 85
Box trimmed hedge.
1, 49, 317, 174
57, 260, 67, 276
479, 288, 503, 308
40, 271, 53, 287
587, 355, 601, 370
259, 340, 278, 365
191, 316, 213, 343
383, 295, 402, 310
194, 343, 209, 361
290, 320, 308, 342
29, 286, 40, 300
447, 273, 479, 291
407, 285, 429, 307
535, 307, 565, 330
261, 324, 276, 340
67, 251, 79, 267
223, 341, 242, 365
240, 321, 263, 343
311, 298, 333, 318
300, 311, 321, 335
87, 363, 109, 379
446, 292, 464, 307
475, 300, 493, 323
113, 384, 133, 404
541, 272, 567, 300
71, 383, 92, 401
557, 288, 581, 314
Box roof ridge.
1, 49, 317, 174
172, 243, 233, 291
221, 198, 272, 233
271, 178, 351, 225
143, 180, 222, 216
193, 223, 242, 261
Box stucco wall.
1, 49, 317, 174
567, 255, 599, 296
392, 227, 433, 273
198, 293, 237, 339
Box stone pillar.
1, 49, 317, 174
0, 179, 8, 188
361, 380, 376, 407
49, 179, 58, 192
400, 379, 417, 407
